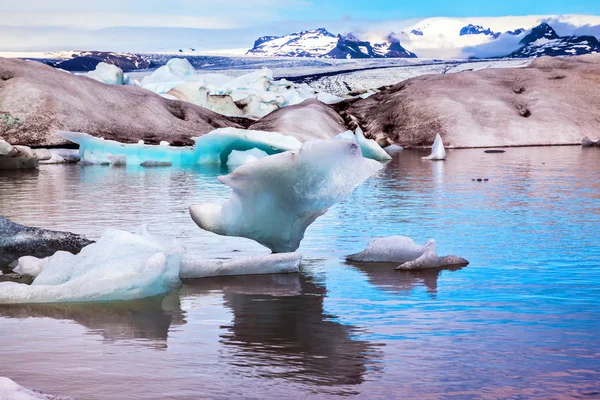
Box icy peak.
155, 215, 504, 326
247, 28, 416, 59
520, 22, 560, 45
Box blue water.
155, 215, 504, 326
0, 146, 599, 399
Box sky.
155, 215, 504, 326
1, 0, 599, 53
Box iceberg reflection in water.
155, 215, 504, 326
0, 147, 599, 399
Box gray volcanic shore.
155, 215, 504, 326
0, 58, 247, 147
338, 54, 600, 148
2, 55, 600, 149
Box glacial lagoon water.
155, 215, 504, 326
0, 146, 599, 399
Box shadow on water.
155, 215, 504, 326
346, 261, 466, 296
0, 294, 186, 349
181, 271, 384, 392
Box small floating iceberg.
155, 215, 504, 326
384, 144, 404, 155
190, 139, 383, 253
180, 253, 301, 279
0, 377, 71, 400
347, 236, 432, 263
0, 226, 183, 304
60, 128, 301, 166
422, 133, 446, 160
226, 148, 269, 167
334, 128, 392, 162
85, 62, 129, 85
141, 59, 343, 118
396, 240, 469, 270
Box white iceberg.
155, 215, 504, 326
226, 148, 269, 167
347, 236, 432, 263
334, 128, 392, 162
39, 149, 80, 164
0, 226, 183, 304
355, 127, 392, 161
141, 59, 343, 118
384, 144, 404, 155
12, 255, 49, 278
139, 58, 226, 94
395, 240, 469, 270
422, 134, 446, 160
180, 253, 301, 279
189, 139, 382, 253
85, 62, 129, 85
60, 128, 301, 166
0, 377, 70, 400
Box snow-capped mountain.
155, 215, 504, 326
396, 15, 600, 58
49, 51, 151, 72
506, 23, 600, 57
246, 28, 416, 59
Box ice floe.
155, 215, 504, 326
60, 128, 301, 166
348, 235, 469, 270
189, 139, 382, 252
0, 226, 183, 304
85, 62, 129, 85
0, 377, 70, 400
334, 128, 392, 161
347, 236, 432, 263
139, 59, 343, 118
384, 144, 404, 155
12, 255, 49, 278
39, 149, 81, 164
422, 133, 446, 160
395, 240, 469, 270
226, 148, 269, 167
180, 253, 301, 279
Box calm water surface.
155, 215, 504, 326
0, 147, 599, 399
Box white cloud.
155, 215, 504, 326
0, 0, 312, 29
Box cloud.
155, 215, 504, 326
461, 33, 525, 58
0, 0, 312, 29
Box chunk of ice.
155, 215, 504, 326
395, 240, 469, 270
189, 139, 382, 252
180, 253, 301, 279
85, 62, 128, 85
422, 134, 446, 160
347, 236, 431, 263
226, 148, 268, 166
334, 128, 392, 161
0, 377, 70, 400
60, 128, 301, 166
0, 226, 183, 304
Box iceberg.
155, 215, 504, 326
0, 377, 70, 400
60, 128, 301, 166
334, 128, 392, 162
384, 144, 404, 155
139, 58, 229, 94
141, 59, 343, 118
226, 148, 268, 166
422, 134, 446, 160
395, 240, 469, 270
189, 139, 383, 252
39, 149, 81, 164
347, 236, 432, 263
85, 62, 129, 85
0, 226, 183, 304
180, 253, 301, 279
12, 255, 49, 278
355, 127, 392, 161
